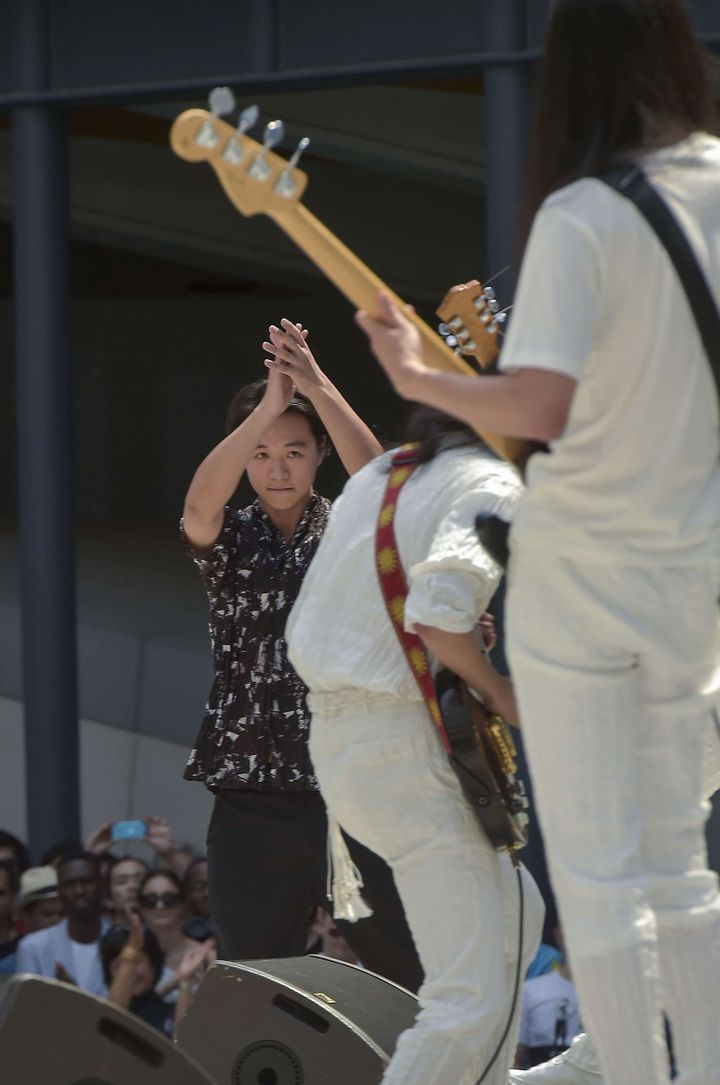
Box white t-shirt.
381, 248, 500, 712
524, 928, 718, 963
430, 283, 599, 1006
499, 133, 720, 564
518, 970, 581, 1049
70, 938, 102, 992
286, 444, 520, 695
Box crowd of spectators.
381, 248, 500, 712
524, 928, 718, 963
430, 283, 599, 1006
0, 820, 360, 1038
2, 821, 577, 1060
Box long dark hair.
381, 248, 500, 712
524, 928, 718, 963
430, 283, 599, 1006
397, 405, 481, 467
521, 0, 716, 241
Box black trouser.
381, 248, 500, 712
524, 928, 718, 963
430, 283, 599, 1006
206, 788, 424, 993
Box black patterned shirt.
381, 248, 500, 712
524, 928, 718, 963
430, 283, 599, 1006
181, 494, 330, 791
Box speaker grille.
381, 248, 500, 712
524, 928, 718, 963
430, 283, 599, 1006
233, 1040, 303, 1085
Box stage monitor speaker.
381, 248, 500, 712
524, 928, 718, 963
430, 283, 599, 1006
177, 955, 418, 1085
0, 973, 218, 1085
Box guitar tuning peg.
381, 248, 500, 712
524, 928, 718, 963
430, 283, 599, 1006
482, 285, 496, 301
220, 109, 249, 165
487, 299, 500, 314
473, 296, 487, 311
495, 311, 508, 325
248, 120, 285, 183
238, 104, 259, 133
222, 104, 261, 166
437, 322, 452, 337
286, 136, 310, 171
263, 119, 285, 150
209, 86, 236, 117
196, 86, 237, 149
445, 334, 459, 348
275, 136, 310, 198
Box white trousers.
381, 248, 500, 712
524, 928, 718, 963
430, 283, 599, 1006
506, 550, 720, 1085
308, 688, 544, 1085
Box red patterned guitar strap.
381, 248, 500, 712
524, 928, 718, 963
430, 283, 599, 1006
375, 444, 451, 753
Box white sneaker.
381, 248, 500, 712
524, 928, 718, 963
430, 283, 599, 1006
509, 1034, 603, 1084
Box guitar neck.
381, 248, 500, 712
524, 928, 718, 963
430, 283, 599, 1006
272, 203, 474, 377
271, 203, 525, 466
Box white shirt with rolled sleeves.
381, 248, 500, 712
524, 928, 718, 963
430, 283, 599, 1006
286, 443, 521, 693
498, 132, 720, 564
286, 441, 542, 1085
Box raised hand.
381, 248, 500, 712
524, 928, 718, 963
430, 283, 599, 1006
128, 908, 144, 942
144, 816, 174, 858
263, 319, 326, 401
178, 937, 216, 983
260, 352, 296, 417
86, 819, 114, 855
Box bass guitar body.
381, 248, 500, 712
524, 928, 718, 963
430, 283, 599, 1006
436, 669, 529, 853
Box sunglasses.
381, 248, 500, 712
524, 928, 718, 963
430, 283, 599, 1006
139, 891, 182, 910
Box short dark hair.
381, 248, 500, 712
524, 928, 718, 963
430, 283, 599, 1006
0, 830, 30, 873
521, 0, 716, 236
100, 925, 165, 987
395, 404, 482, 468
0, 858, 19, 894
225, 378, 329, 451
56, 849, 103, 877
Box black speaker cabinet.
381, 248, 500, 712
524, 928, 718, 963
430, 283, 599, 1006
176, 955, 418, 1085
0, 973, 218, 1085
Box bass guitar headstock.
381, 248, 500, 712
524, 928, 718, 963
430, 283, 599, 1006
436, 279, 508, 369
170, 87, 310, 218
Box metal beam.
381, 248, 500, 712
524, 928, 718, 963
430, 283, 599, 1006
0, 48, 544, 112
483, 0, 532, 303
12, 0, 80, 859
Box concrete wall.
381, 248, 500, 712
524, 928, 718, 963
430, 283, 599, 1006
0, 694, 213, 854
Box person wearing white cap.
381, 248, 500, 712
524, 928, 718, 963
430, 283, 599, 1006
19, 866, 64, 934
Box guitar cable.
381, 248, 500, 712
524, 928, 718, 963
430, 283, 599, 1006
469, 610, 527, 1083
474, 858, 525, 1085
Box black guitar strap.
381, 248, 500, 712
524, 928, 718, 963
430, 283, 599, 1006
599, 164, 720, 409
477, 166, 720, 573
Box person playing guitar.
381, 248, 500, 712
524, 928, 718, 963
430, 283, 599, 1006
286, 404, 544, 1085
355, 4, 720, 1084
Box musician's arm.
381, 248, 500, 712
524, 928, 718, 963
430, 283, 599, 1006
183, 367, 292, 550
264, 319, 382, 475
356, 293, 575, 442
413, 625, 519, 727
397, 366, 574, 442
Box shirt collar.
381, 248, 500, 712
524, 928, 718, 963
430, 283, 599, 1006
252, 492, 327, 548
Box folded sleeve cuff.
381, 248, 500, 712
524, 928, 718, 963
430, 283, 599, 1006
404, 566, 499, 634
